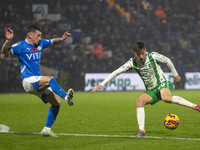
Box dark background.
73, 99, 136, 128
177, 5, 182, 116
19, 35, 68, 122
0, 0, 199, 92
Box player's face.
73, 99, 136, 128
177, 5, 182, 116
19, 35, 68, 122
30, 30, 42, 45
134, 49, 147, 63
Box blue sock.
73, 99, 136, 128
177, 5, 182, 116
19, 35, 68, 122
49, 78, 67, 99
45, 105, 60, 128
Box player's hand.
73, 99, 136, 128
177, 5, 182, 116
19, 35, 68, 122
91, 85, 103, 92
5, 28, 14, 41
174, 75, 181, 84
0, 54, 5, 60
61, 31, 71, 41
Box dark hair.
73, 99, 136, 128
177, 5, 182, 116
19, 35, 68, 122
27, 25, 41, 34
133, 41, 146, 53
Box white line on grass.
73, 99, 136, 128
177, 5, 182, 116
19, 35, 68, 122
2, 131, 200, 141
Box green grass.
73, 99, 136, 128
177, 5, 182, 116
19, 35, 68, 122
0, 90, 200, 150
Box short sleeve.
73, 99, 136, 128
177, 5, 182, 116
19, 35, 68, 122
152, 52, 168, 63
11, 42, 22, 55
40, 39, 52, 49
120, 58, 133, 71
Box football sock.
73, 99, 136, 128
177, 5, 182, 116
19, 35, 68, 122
45, 105, 60, 128
137, 107, 145, 131
49, 78, 67, 99
172, 96, 196, 109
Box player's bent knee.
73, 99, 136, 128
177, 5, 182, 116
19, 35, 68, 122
50, 76, 55, 79
162, 97, 172, 103
48, 76, 55, 81
136, 98, 146, 107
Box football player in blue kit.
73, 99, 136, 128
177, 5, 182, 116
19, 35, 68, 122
1, 25, 74, 137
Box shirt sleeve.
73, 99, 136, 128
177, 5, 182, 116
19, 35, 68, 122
152, 52, 179, 77
11, 42, 22, 55
40, 39, 52, 49
101, 58, 133, 86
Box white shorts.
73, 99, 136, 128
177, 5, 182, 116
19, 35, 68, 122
22, 76, 53, 103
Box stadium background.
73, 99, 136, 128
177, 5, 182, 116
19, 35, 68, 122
0, 0, 200, 93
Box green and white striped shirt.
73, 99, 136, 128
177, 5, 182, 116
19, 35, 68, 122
101, 52, 178, 90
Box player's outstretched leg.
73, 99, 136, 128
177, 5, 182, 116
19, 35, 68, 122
172, 96, 200, 112
49, 78, 74, 105
65, 88, 74, 106
49, 78, 67, 99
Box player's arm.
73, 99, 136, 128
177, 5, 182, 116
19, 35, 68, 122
91, 67, 125, 92
1, 28, 14, 55
153, 52, 181, 84
51, 31, 71, 45
165, 58, 181, 84
92, 58, 133, 92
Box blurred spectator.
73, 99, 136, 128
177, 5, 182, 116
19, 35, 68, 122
155, 5, 167, 19
141, 0, 152, 11
93, 42, 104, 58
3, 4, 16, 23
1, 0, 200, 92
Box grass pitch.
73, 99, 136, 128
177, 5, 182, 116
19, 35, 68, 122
0, 90, 200, 150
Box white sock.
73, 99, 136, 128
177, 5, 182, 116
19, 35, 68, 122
172, 96, 196, 109
137, 107, 145, 131
64, 95, 67, 101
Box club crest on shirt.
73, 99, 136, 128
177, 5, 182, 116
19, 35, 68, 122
37, 46, 42, 51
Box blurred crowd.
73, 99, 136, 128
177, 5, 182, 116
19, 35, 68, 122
0, 0, 200, 92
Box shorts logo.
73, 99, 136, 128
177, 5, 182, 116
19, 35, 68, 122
158, 83, 165, 90
161, 83, 165, 87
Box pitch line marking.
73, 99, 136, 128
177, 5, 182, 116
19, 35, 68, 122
1, 125, 200, 141
57, 133, 200, 141
1, 131, 200, 141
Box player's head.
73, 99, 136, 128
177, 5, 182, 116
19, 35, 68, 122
133, 41, 147, 63
27, 25, 42, 45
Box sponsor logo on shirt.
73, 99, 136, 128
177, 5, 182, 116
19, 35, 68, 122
26, 52, 41, 60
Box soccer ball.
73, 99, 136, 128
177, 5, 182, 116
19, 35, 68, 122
164, 114, 180, 130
